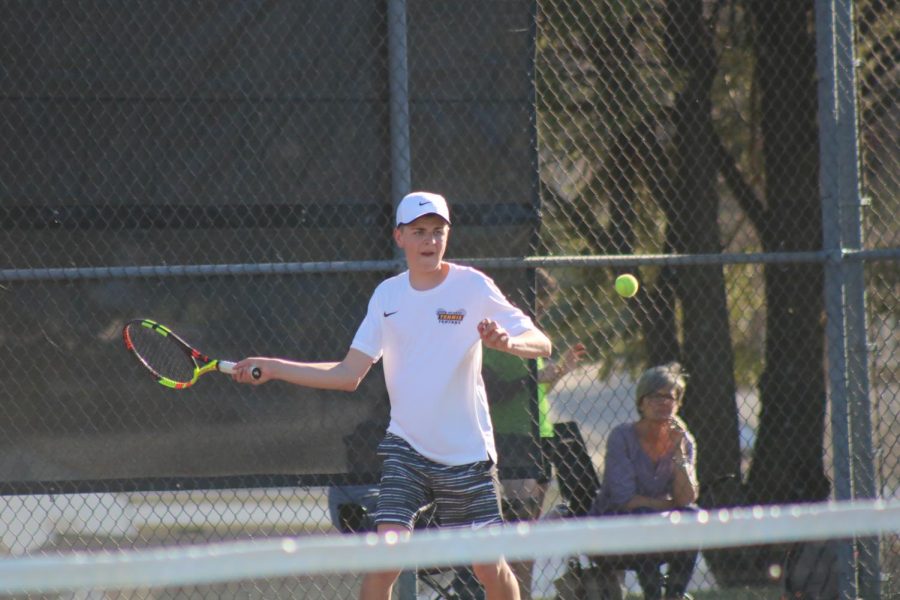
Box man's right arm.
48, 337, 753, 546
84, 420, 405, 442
231, 348, 375, 392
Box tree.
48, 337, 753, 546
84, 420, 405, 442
743, 0, 831, 505
537, 0, 834, 586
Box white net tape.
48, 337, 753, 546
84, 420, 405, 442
2, 498, 897, 594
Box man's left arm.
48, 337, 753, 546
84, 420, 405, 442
478, 275, 552, 359
478, 319, 552, 359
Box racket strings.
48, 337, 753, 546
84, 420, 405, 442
126, 323, 196, 383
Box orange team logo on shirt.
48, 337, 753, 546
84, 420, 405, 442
436, 309, 466, 325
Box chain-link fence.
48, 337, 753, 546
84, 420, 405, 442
1, 1, 896, 599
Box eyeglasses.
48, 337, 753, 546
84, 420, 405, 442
645, 393, 677, 403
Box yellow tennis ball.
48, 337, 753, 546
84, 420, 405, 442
615, 274, 639, 298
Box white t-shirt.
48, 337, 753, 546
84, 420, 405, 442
351, 263, 536, 466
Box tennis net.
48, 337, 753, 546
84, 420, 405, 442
1, 498, 897, 599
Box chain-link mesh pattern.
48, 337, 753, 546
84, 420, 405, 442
0, 1, 897, 598
858, 0, 900, 536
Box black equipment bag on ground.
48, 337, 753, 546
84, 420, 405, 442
550, 421, 602, 517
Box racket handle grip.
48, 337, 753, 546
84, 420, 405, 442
218, 361, 236, 374
218, 361, 262, 380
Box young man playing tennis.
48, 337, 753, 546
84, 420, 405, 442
232, 191, 551, 600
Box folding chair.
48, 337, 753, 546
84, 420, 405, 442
548, 421, 699, 599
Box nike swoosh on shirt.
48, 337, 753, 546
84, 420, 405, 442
383, 311, 398, 317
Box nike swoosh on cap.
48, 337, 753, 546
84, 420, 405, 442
383, 311, 398, 317
418, 201, 431, 206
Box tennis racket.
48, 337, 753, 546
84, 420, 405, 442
122, 318, 260, 389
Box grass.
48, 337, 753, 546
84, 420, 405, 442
536, 589, 784, 599
619, 588, 783, 599
685, 588, 783, 599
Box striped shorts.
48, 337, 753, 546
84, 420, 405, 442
375, 433, 504, 530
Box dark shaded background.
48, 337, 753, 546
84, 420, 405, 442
0, 0, 539, 491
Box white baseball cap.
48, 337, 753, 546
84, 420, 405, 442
395, 191, 451, 227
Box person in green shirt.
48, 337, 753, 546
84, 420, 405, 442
483, 268, 586, 600
485, 341, 585, 513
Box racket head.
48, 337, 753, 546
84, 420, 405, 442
122, 319, 206, 389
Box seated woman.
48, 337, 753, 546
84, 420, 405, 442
591, 362, 699, 600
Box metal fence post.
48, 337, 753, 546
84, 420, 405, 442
832, 1, 879, 597
388, 0, 412, 212
387, 2, 416, 598
815, 0, 878, 598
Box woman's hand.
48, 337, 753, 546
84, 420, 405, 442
668, 418, 699, 506
668, 417, 689, 460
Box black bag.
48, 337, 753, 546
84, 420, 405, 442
782, 540, 839, 600
549, 421, 601, 516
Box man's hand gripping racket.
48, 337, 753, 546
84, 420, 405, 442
122, 319, 260, 389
